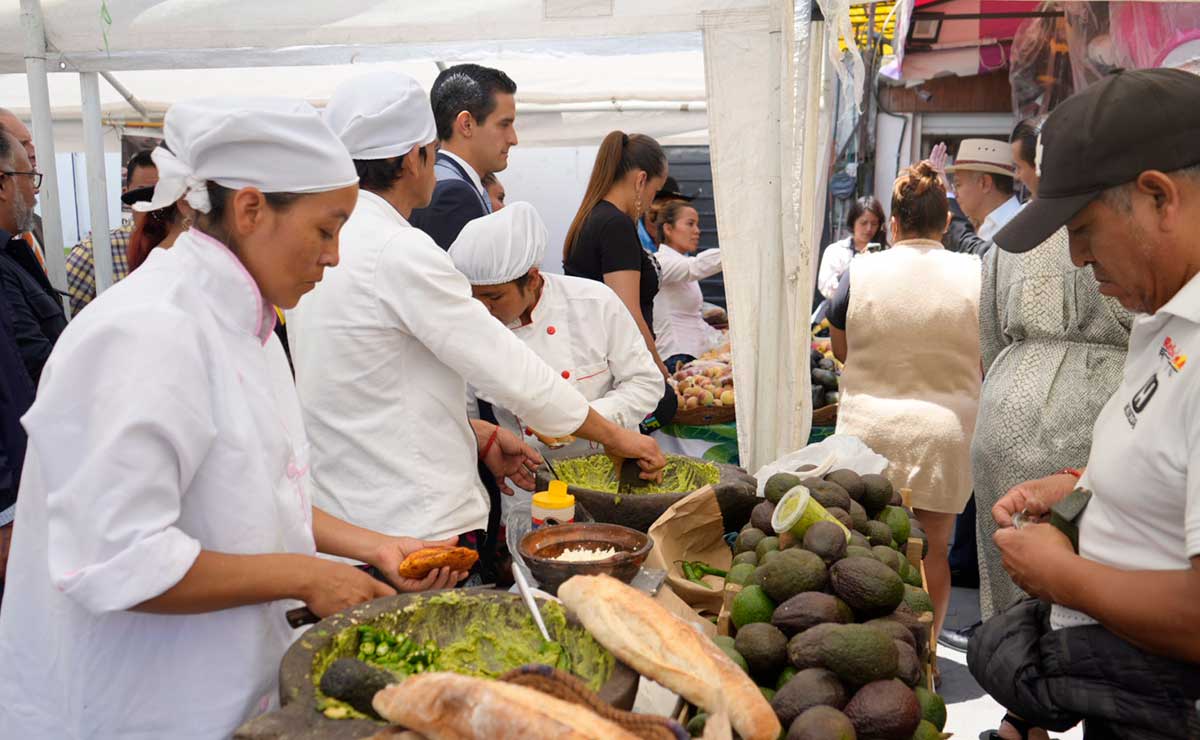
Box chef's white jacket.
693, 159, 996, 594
652, 246, 726, 360
287, 190, 588, 541
0, 230, 315, 739
478, 273, 662, 459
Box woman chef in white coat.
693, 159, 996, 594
0, 98, 464, 740
450, 202, 664, 460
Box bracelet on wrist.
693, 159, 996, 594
479, 426, 500, 460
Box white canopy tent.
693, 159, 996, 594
4, 0, 860, 471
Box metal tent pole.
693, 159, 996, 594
19, 0, 68, 298
79, 72, 114, 296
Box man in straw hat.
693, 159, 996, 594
943, 138, 1023, 257
968, 68, 1200, 740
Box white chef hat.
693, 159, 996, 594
324, 69, 438, 160
134, 97, 358, 214
449, 202, 547, 286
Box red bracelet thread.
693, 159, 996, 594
479, 426, 500, 460
1057, 468, 1083, 479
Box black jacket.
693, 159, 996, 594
408, 152, 489, 250
942, 198, 994, 257
0, 230, 67, 386
0, 284, 34, 519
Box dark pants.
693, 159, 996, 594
969, 598, 1200, 739
950, 494, 979, 588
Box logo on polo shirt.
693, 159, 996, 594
1125, 372, 1159, 428
1161, 336, 1188, 374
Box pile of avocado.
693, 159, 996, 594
701, 469, 945, 740
810, 347, 840, 410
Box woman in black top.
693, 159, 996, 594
563, 131, 670, 378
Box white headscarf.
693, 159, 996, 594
134, 97, 358, 214
323, 69, 438, 160
449, 202, 547, 286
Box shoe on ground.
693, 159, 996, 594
938, 620, 981, 652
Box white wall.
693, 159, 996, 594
40, 151, 125, 250
873, 112, 913, 219
495, 145, 600, 275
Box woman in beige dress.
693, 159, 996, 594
828, 162, 982, 639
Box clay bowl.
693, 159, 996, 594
519, 523, 653, 595
234, 588, 638, 740
537, 454, 759, 533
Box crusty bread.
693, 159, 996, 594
558, 575, 781, 740
396, 547, 478, 579
372, 672, 639, 740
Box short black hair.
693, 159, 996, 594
353, 147, 430, 193
1010, 116, 1045, 169
431, 64, 517, 142
125, 149, 156, 188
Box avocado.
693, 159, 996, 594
713, 635, 750, 672
801, 479, 852, 511
786, 622, 841, 670
877, 506, 912, 546
889, 490, 904, 507
864, 520, 895, 547
762, 550, 784, 565
803, 520, 849, 562
895, 639, 922, 687
845, 545, 877, 561
786, 706, 857, 740
914, 686, 947, 731
750, 564, 771, 589
732, 550, 759, 567
843, 679, 921, 739
872, 545, 903, 573
750, 500, 776, 533
830, 557, 906, 617
849, 531, 872, 549
848, 500, 869, 531
902, 584, 934, 614
888, 604, 933, 658
776, 666, 799, 691
812, 368, 839, 390
756, 535, 782, 560
318, 658, 396, 720
827, 507, 856, 532
686, 711, 708, 737
824, 469, 866, 502
760, 686, 776, 701
818, 624, 900, 687
860, 474, 894, 516
912, 719, 942, 740
735, 622, 789, 681
731, 585, 776, 629
726, 562, 758, 586
900, 561, 924, 588
818, 357, 835, 371
763, 548, 829, 603
734, 527, 766, 555
863, 618, 917, 652
765, 472, 803, 504
771, 591, 854, 636
770, 667, 848, 727
824, 391, 840, 407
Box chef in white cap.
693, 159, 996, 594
288, 71, 665, 551
0, 97, 467, 740
450, 202, 663, 462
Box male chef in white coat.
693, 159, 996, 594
287, 71, 664, 564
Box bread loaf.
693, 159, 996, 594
372, 672, 639, 740
558, 575, 781, 740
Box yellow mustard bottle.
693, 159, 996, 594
531, 480, 576, 529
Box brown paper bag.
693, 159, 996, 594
646, 485, 733, 616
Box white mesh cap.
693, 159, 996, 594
324, 69, 438, 161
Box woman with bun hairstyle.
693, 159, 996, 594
827, 161, 982, 641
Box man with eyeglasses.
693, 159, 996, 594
0, 130, 65, 386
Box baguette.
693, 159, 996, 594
558, 575, 781, 740
372, 672, 639, 740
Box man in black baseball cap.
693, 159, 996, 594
971, 68, 1200, 740
995, 67, 1200, 314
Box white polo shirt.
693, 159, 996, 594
1051, 272, 1200, 628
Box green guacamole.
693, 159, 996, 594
553, 453, 720, 494
312, 592, 614, 718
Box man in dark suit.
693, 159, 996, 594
409, 64, 518, 249
0, 131, 66, 387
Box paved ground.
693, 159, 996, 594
940, 586, 1083, 739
